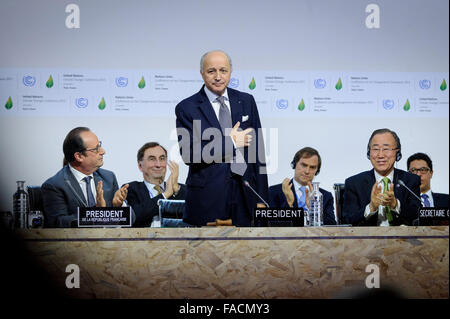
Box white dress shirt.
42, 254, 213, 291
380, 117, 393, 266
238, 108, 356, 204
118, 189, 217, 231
204, 86, 231, 119
364, 170, 401, 226
69, 164, 97, 205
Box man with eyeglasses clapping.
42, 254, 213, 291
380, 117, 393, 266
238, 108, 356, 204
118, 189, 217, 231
342, 128, 421, 226
407, 152, 449, 208
41, 127, 131, 227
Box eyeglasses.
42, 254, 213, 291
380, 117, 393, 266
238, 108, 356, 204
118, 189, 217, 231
83, 141, 103, 154
370, 147, 398, 155
409, 167, 431, 174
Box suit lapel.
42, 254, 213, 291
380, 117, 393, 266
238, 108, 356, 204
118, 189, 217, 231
63, 166, 87, 207
197, 86, 221, 129
139, 182, 151, 200
228, 88, 243, 125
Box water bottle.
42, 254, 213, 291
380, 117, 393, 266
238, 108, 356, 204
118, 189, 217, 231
13, 181, 29, 228
309, 182, 323, 226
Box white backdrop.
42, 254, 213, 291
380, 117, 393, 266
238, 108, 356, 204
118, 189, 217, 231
0, 0, 448, 213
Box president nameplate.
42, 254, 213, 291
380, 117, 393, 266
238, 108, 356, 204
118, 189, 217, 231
78, 207, 132, 227
253, 208, 304, 227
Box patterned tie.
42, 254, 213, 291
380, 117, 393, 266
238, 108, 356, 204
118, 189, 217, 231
154, 185, 163, 196
421, 194, 431, 207
216, 96, 247, 176
298, 186, 307, 209
83, 176, 96, 207
382, 177, 393, 225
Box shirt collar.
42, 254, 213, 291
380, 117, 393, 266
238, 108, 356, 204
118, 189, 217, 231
143, 179, 165, 191
292, 178, 306, 192
422, 189, 433, 198
204, 85, 229, 104
69, 164, 94, 182
373, 169, 395, 191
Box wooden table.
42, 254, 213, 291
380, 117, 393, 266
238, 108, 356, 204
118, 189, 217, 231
18, 226, 449, 299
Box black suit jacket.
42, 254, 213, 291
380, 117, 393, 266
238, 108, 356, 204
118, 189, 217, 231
432, 192, 449, 208
41, 165, 119, 228
126, 181, 187, 227
175, 86, 268, 226
269, 180, 336, 225
342, 168, 421, 226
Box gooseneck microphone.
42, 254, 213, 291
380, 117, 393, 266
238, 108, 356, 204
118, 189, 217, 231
396, 179, 424, 207
243, 180, 270, 208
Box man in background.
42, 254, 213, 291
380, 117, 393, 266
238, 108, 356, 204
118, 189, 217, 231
407, 152, 449, 207
41, 127, 130, 227
126, 142, 186, 227
342, 128, 421, 226
269, 147, 336, 225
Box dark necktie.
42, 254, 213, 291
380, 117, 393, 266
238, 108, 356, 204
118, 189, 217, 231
421, 194, 431, 207
382, 177, 393, 225
83, 176, 96, 207
216, 96, 247, 176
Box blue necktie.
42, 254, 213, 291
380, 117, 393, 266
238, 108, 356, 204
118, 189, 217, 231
298, 186, 307, 209
421, 194, 431, 207
83, 176, 96, 207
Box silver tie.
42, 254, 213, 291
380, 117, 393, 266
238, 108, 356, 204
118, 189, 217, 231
216, 96, 247, 176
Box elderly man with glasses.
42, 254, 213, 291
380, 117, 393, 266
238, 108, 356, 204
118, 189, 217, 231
342, 128, 421, 226
41, 127, 131, 227
407, 152, 449, 208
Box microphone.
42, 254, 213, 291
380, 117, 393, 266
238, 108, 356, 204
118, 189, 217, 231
243, 180, 270, 208
396, 179, 424, 207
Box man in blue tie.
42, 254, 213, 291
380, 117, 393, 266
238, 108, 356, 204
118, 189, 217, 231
407, 152, 449, 208
41, 127, 130, 227
268, 147, 336, 225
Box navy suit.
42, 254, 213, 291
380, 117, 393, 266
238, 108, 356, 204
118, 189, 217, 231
269, 180, 336, 225
41, 165, 120, 228
342, 168, 421, 226
175, 86, 268, 226
126, 181, 186, 227
432, 192, 449, 208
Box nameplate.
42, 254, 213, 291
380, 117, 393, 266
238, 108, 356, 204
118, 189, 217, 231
253, 208, 304, 227
418, 207, 449, 226
77, 207, 131, 227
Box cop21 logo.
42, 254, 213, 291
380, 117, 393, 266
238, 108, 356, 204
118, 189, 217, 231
75, 98, 88, 108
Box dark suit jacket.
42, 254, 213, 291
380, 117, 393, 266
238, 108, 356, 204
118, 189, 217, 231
269, 180, 336, 225
432, 192, 449, 207
41, 165, 119, 228
126, 181, 187, 227
175, 86, 269, 226
342, 168, 421, 226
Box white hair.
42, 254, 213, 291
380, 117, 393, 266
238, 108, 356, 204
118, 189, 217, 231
200, 50, 233, 73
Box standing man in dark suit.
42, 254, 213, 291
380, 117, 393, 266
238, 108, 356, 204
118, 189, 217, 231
342, 128, 421, 226
269, 147, 336, 225
41, 127, 130, 228
175, 50, 268, 227
407, 152, 449, 208
126, 142, 187, 227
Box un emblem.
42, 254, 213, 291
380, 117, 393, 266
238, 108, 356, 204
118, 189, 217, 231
22, 76, 36, 87
419, 80, 431, 90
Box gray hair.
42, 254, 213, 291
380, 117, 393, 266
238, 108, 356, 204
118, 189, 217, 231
200, 50, 233, 73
